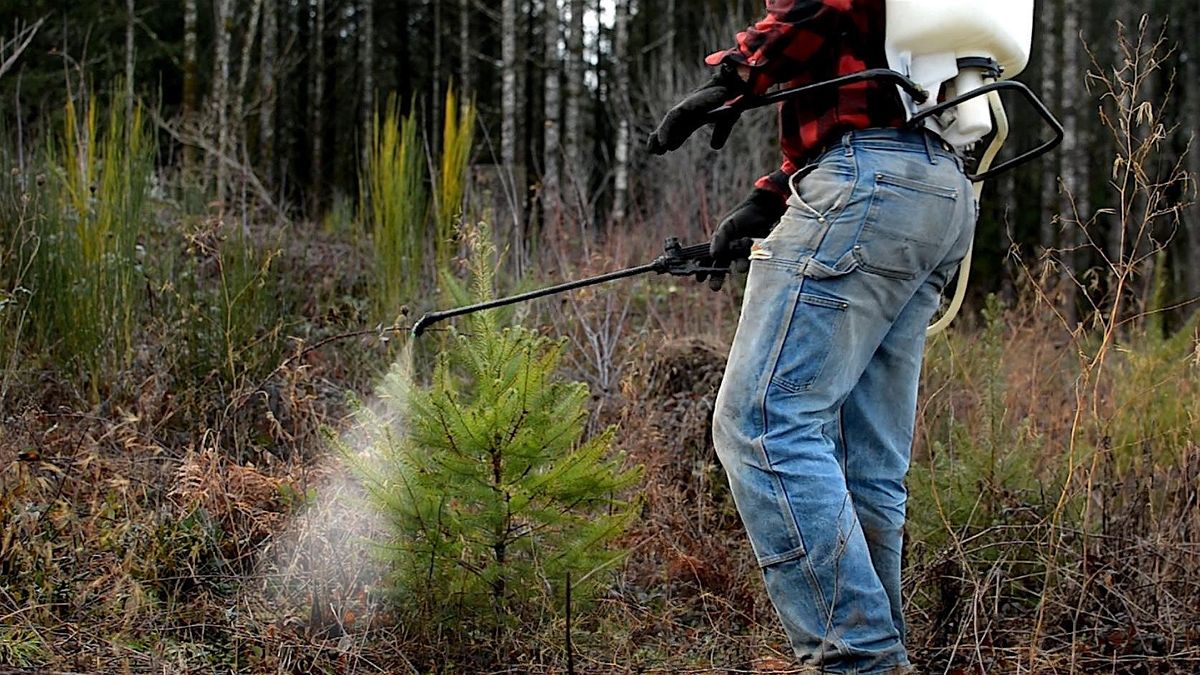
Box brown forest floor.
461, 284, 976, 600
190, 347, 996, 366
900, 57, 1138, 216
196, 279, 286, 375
2, 226, 1199, 673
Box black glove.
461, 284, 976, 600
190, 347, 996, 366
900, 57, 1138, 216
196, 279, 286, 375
647, 63, 748, 155
703, 188, 788, 291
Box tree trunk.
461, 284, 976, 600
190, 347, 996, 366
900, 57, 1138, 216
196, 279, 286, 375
213, 0, 233, 207
1185, 3, 1200, 302
395, 0, 411, 102
565, 0, 585, 228
1058, 0, 1079, 227
433, 0, 443, 157
460, 0, 472, 101
611, 0, 631, 227
1101, 1, 1126, 270
234, 0, 264, 175
995, 162, 1017, 302
1073, 0, 1090, 250
125, 0, 135, 121
522, 0, 537, 235
259, 0, 277, 186
542, 0, 562, 232
501, 0, 518, 171
310, 0, 325, 213
1058, 0, 1080, 323
501, 0, 522, 264
361, 0, 374, 171
183, 0, 198, 170
1038, 0, 1060, 256
590, 0, 605, 233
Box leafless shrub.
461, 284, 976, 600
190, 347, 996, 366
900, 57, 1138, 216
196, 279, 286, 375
907, 18, 1200, 674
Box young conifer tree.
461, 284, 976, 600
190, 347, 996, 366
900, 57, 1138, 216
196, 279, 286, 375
347, 229, 641, 643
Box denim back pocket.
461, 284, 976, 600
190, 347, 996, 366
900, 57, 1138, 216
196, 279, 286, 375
854, 171, 959, 280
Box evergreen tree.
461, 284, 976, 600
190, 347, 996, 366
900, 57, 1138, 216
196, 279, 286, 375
345, 233, 641, 646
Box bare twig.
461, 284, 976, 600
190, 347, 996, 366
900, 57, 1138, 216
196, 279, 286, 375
0, 16, 44, 81
150, 108, 288, 221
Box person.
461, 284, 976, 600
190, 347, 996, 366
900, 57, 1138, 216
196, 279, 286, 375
648, 1, 977, 672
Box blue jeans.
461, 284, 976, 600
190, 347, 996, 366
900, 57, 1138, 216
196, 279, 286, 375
713, 128, 976, 673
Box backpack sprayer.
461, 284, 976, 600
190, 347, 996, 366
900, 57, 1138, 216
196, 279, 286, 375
412, 0, 1062, 338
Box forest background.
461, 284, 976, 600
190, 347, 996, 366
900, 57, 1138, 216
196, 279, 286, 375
0, 0, 1198, 672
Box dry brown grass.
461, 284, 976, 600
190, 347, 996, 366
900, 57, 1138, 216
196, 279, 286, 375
2, 224, 1198, 673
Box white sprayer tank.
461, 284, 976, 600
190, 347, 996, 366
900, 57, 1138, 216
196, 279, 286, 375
885, 0, 1035, 147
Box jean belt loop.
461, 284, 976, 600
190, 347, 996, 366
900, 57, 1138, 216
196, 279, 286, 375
842, 131, 854, 157
923, 129, 939, 165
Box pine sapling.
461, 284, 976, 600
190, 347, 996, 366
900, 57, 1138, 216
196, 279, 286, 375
343, 230, 641, 651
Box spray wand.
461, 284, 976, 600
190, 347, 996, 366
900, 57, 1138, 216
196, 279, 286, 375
411, 238, 720, 336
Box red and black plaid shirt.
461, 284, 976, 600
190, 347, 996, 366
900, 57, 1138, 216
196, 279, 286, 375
706, 0, 905, 204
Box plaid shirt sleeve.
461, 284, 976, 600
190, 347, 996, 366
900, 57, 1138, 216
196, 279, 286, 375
704, 0, 841, 96
705, 0, 849, 205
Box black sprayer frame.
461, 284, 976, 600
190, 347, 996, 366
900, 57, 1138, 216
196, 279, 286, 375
708, 70, 1063, 182
907, 79, 1064, 181
411, 68, 1063, 337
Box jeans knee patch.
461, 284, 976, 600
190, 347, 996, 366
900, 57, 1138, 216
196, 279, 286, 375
757, 544, 808, 568
723, 456, 809, 567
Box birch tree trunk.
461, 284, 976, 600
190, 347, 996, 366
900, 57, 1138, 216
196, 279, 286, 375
1058, 0, 1079, 227
259, 0, 277, 185
542, 0, 562, 231
611, 0, 631, 227
310, 0, 325, 211
501, 0, 522, 262
565, 0, 585, 224
1058, 0, 1081, 323
213, 0, 233, 207
1038, 0, 1060, 255
501, 0, 517, 172
522, 0, 537, 229
182, 0, 198, 170
234, 0, 264, 172
361, 0, 374, 170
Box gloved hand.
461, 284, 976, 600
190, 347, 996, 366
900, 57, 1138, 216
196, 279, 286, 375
647, 63, 748, 155
703, 188, 788, 291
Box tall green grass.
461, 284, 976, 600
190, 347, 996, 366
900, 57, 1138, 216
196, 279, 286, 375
359, 91, 476, 323
434, 87, 476, 269
21, 94, 153, 400
360, 97, 427, 323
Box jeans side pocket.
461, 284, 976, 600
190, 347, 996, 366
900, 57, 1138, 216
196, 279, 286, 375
769, 291, 850, 394
788, 155, 857, 222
